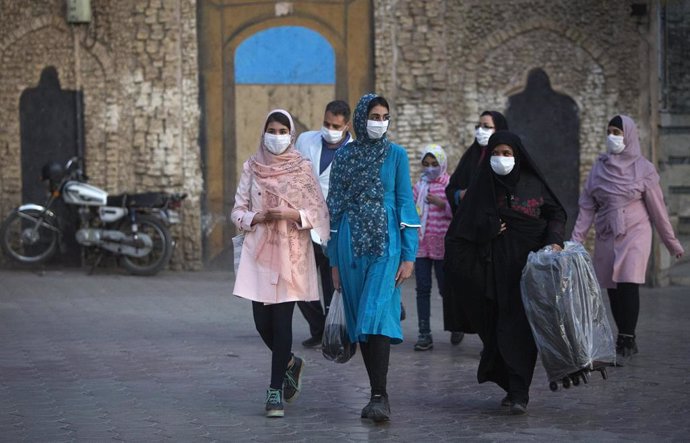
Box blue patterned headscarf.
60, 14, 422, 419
327, 93, 390, 257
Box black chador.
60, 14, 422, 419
442, 131, 566, 406
445, 111, 509, 213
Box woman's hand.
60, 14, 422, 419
251, 211, 268, 226
551, 243, 563, 252
426, 194, 445, 208
395, 261, 414, 287
332, 267, 340, 291
266, 207, 300, 223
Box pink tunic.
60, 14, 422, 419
572, 169, 683, 288
231, 161, 322, 304
413, 180, 452, 260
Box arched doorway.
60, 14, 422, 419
505, 68, 580, 236
233, 26, 336, 175
197, 0, 373, 264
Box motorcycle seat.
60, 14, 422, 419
107, 192, 167, 208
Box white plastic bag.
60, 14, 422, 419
232, 233, 244, 275
520, 241, 616, 382
322, 290, 357, 363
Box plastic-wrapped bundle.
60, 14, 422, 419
520, 241, 615, 383
322, 290, 357, 363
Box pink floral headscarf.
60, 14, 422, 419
248, 109, 330, 291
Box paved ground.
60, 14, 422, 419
0, 267, 689, 442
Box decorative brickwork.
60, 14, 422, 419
0, 0, 202, 269
373, 0, 642, 183
372, 0, 688, 284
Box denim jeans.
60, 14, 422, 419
415, 257, 445, 334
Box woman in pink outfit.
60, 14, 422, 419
572, 115, 684, 359
232, 109, 330, 417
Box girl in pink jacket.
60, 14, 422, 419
412, 144, 462, 350
572, 115, 684, 360
231, 109, 330, 417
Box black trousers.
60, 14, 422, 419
297, 242, 334, 338
360, 335, 391, 397
252, 301, 295, 390
607, 282, 640, 336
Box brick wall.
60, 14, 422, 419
372, 0, 687, 284
373, 0, 644, 182
0, 0, 202, 269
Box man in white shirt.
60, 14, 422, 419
295, 100, 352, 347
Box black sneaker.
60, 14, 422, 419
450, 331, 464, 345
413, 334, 433, 351
265, 388, 284, 417
361, 402, 373, 418
618, 335, 638, 357
615, 335, 638, 365
362, 394, 391, 422
301, 336, 322, 348
510, 402, 527, 415
283, 356, 304, 403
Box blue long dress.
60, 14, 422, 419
328, 144, 420, 344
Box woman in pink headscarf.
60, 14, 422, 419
232, 109, 330, 417
572, 115, 684, 360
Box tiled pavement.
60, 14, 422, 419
0, 268, 688, 442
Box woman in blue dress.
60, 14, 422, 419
327, 93, 420, 422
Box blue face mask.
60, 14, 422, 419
423, 166, 442, 180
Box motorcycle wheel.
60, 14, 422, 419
119, 215, 173, 276
0, 209, 59, 264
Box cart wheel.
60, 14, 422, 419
581, 371, 590, 384
601, 368, 608, 380
572, 374, 580, 386
562, 377, 571, 389
549, 381, 558, 392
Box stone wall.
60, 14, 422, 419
665, 0, 690, 113
1, 0, 686, 280
658, 1, 690, 284
374, 0, 646, 181
373, 0, 687, 284
0, 0, 202, 269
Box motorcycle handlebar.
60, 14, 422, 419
64, 156, 88, 181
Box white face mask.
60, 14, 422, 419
321, 126, 344, 145
475, 127, 494, 147
366, 120, 389, 139
606, 134, 625, 154
423, 166, 442, 181
490, 156, 515, 176
264, 133, 291, 155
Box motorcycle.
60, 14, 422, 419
0, 157, 186, 275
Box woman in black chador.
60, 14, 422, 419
443, 131, 566, 415
445, 110, 509, 213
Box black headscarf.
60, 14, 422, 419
446, 130, 564, 244
608, 115, 623, 131
446, 111, 509, 212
